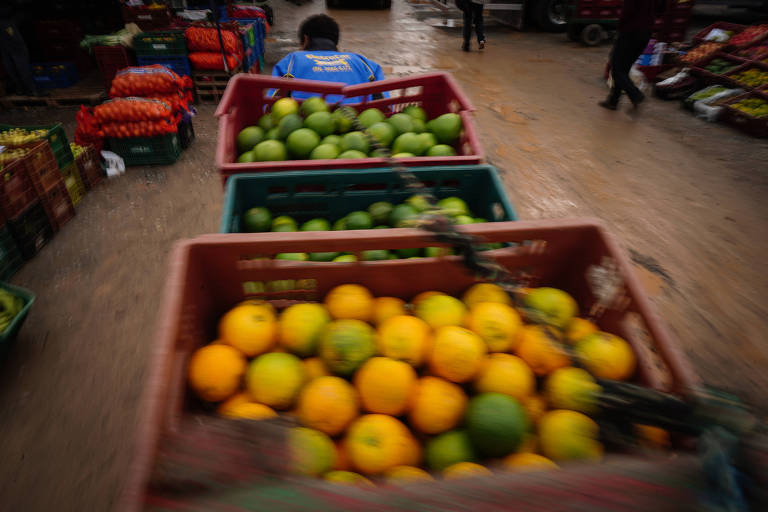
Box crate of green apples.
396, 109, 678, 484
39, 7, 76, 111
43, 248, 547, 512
214, 73, 484, 183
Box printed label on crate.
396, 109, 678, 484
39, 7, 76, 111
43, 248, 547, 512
152, 44, 168, 50
130, 145, 152, 154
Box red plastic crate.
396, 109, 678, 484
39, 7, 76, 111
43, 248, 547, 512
692, 22, 746, 46
575, 6, 621, 18
720, 90, 768, 138
74, 144, 104, 190
40, 179, 75, 232
723, 60, 768, 90
0, 158, 37, 220
121, 218, 700, 511
95, 45, 134, 93
121, 5, 172, 31
18, 141, 61, 195
214, 72, 484, 184
691, 52, 749, 84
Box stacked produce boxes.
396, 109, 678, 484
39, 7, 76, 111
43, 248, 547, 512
134, 31, 191, 78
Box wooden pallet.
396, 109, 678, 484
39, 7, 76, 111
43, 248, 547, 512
0, 75, 106, 109
192, 64, 242, 104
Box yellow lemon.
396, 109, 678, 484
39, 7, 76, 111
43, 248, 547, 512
415, 294, 467, 329
410, 290, 445, 307
377, 315, 432, 367
574, 332, 636, 380
188, 344, 247, 402
246, 352, 306, 410
408, 376, 468, 434
538, 410, 603, 462
218, 303, 277, 357
474, 353, 535, 401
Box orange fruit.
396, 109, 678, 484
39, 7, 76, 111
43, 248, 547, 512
218, 303, 277, 357
415, 294, 467, 329
521, 395, 548, 424
372, 296, 407, 325
466, 302, 523, 352
410, 290, 445, 307
538, 410, 603, 462
461, 283, 511, 308
377, 315, 432, 367
297, 376, 359, 436
246, 352, 306, 410
442, 462, 492, 480
278, 303, 330, 357
545, 367, 601, 413
345, 414, 411, 475
474, 353, 535, 401
408, 376, 468, 434
221, 402, 278, 420
333, 440, 352, 471
400, 433, 423, 467
216, 391, 251, 416
303, 357, 331, 380
323, 470, 375, 486
429, 326, 487, 383
354, 357, 417, 415
324, 284, 374, 321
503, 453, 558, 472
574, 332, 636, 380
565, 317, 598, 344
635, 424, 671, 449
384, 466, 434, 485
515, 325, 571, 376
188, 344, 247, 402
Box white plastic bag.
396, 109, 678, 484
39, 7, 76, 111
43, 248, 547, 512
101, 150, 125, 177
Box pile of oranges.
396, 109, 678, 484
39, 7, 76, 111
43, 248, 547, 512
187, 282, 645, 486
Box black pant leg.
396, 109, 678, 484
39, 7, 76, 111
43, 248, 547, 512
472, 3, 485, 43
610, 31, 651, 104
460, 3, 472, 44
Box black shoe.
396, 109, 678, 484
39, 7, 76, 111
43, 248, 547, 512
461, 42, 470, 52
631, 93, 646, 109
598, 100, 618, 111
478, 39, 486, 50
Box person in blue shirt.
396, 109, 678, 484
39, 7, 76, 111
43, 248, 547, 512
271, 14, 386, 103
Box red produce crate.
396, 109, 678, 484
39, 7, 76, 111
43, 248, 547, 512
720, 90, 768, 138
692, 22, 746, 46
0, 158, 37, 220
691, 52, 749, 84
728, 24, 768, 49
723, 61, 768, 91
74, 144, 104, 190
121, 218, 700, 511
18, 141, 61, 195
40, 180, 75, 232
121, 5, 172, 31
215, 72, 484, 184
95, 45, 134, 93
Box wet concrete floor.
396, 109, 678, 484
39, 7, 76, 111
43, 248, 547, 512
0, 1, 766, 510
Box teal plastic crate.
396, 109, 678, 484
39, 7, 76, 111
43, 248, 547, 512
0, 281, 35, 353
107, 132, 181, 166
220, 165, 517, 233
0, 123, 74, 170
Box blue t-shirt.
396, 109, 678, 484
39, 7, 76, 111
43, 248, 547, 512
271, 50, 386, 104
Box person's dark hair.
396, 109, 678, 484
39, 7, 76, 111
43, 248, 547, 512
298, 14, 340, 45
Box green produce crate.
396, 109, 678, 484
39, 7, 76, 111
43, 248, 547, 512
0, 226, 23, 281
107, 132, 181, 166
133, 30, 187, 56
0, 123, 74, 170
0, 281, 35, 352
61, 161, 85, 207
220, 165, 517, 233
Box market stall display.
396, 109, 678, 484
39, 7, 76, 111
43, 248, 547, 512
720, 91, 768, 137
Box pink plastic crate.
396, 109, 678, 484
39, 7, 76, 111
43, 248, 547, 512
214, 72, 484, 185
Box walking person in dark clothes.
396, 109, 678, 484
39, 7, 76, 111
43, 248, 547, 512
0, 1, 42, 97
457, 0, 487, 52
599, 0, 665, 110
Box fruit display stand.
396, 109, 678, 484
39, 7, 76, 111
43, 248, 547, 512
0, 123, 74, 170
219, 165, 517, 233
691, 22, 746, 46
134, 30, 191, 78
719, 90, 768, 138
722, 61, 768, 91
0, 281, 35, 355
17, 141, 61, 196
121, 219, 701, 510
7, 202, 53, 260
0, 157, 38, 221
690, 53, 748, 85
215, 73, 484, 182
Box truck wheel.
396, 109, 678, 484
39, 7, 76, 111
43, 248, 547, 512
581, 24, 606, 46
567, 23, 582, 42
535, 0, 568, 32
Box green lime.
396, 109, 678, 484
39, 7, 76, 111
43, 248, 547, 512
361, 249, 390, 261
417, 132, 438, 153
424, 246, 454, 257
275, 252, 309, 261
332, 254, 357, 262
425, 430, 477, 472
308, 252, 340, 262
367, 122, 395, 147
478, 242, 503, 251
286, 128, 320, 159
454, 215, 475, 225
437, 196, 469, 216
392, 132, 423, 155
369, 148, 390, 158
321, 134, 342, 146
465, 393, 529, 457
426, 113, 462, 144
265, 127, 279, 140
387, 113, 414, 136
411, 118, 426, 133
474, 217, 487, 223
332, 217, 348, 230
405, 195, 431, 213
304, 111, 335, 137
271, 215, 297, 232
357, 107, 385, 128
300, 218, 331, 231
253, 140, 287, 161
389, 203, 418, 227
402, 105, 427, 122
345, 211, 373, 230
310, 143, 340, 160
236, 125, 265, 154
392, 152, 415, 158
237, 150, 257, 163
340, 131, 370, 154
374, 225, 389, 230
332, 106, 357, 134
271, 97, 299, 121
368, 201, 394, 225
300, 96, 329, 117
337, 150, 368, 159
426, 144, 456, 157
258, 113, 274, 131
242, 207, 272, 232
277, 114, 304, 139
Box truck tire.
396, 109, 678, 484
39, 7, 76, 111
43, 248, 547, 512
534, 0, 568, 32
581, 24, 606, 46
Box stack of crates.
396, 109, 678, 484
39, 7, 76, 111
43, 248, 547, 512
22, 141, 76, 232
134, 30, 191, 78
